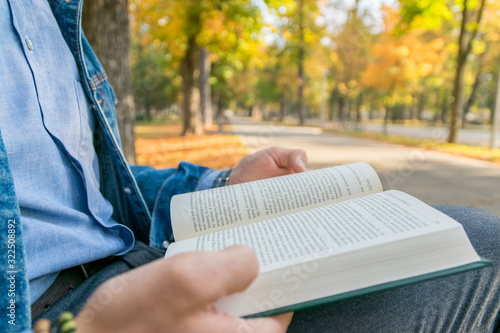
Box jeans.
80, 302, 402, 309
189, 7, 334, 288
34, 242, 165, 324
289, 206, 500, 333
36, 206, 500, 332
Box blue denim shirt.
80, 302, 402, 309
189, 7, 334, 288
0, 0, 230, 331
0, 0, 136, 305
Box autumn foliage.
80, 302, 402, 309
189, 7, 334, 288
129, 0, 500, 146
135, 123, 247, 169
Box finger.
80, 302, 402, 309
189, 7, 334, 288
288, 149, 307, 173
245, 312, 294, 333
202, 312, 293, 333
167, 245, 259, 311
267, 147, 307, 172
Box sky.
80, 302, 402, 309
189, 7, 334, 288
355, 0, 398, 30
253, 0, 398, 45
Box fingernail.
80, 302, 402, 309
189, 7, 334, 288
297, 159, 306, 171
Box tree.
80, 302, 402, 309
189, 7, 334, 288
132, 46, 178, 119
448, 0, 486, 142
199, 48, 213, 127
180, 29, 204, 135
131, 0, 265, 135
82, 0, 136, 163
491, 63, 500, 149
363, 7, 446, 128
479, 0, 500, 146
266, 0, 323, 125
329, 0, 373, 124
398, 0, 487, 143
462, 49, 486, 127
295, 0, 306, 125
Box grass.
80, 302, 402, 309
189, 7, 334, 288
328, 129, 500, 165
134, 120, 247, 170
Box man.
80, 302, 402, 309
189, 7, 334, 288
1, 0, 304, 331
1, 1, 499, 332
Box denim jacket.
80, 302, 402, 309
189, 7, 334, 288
0, 1, 230, 331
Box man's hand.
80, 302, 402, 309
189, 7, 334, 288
76, 246, 292, 333
228, 147, 307, 185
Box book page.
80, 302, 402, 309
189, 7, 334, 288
166, 190, 475, 272
171, 162, 383, 241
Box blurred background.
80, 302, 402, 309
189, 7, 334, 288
82, 0, 500, 214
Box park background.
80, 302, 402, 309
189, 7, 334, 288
82, 0, 500, 215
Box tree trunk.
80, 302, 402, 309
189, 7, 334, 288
417, 92, 426, 120
297, 0, 305, 125
214, 92, 224, 132
441, 95, 449, 124
462, 72, 481, 128
449, 53, 466, 141
199, 47, 213, 128
448, 0, 486, 143
369, 95, 376, 120
410, 94, 417, 119
490, 64, 500, 149
345, 97, 351, 121
82, 0, 136, 163
383, 101, 391, 135
462, 52, 485, 127
145, 100, 152, 120
355, 92, 363, 127
319, 70, 327, 124
338, 95, 346, 122
328, 89, 338, 121
180, 36, 203, 136
279, 92, 286, 122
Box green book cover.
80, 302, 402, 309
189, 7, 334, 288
245, 258, 492, 318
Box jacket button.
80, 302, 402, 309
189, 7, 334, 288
163, 241, 170, 249
123, 187, 132, 194
25, 37, 34, 51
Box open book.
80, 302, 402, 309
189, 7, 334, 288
165, 162, 490, 317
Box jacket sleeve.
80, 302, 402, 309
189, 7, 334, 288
129, 162, 231, 248
0, 133, 32, 330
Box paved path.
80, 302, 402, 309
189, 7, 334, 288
227, 117, 500, 216
309, 120, 500, 147
362, 123, 500, 147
